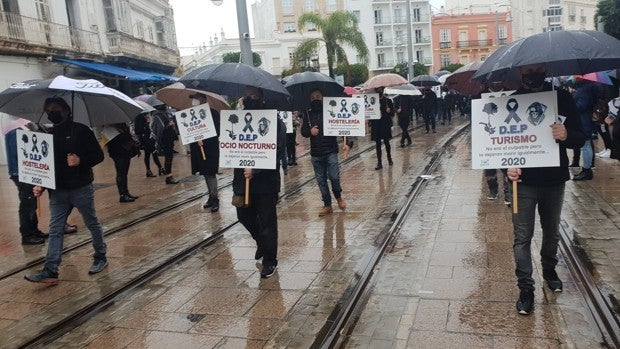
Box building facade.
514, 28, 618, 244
0, 0, 180, 163
443, 0, 598, 41
431, 11, 512, 72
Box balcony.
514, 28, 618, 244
376, 59, 395, 69
0, 11, 101, 55
415, 36, 431, 44
439, 41, 451, 49
106, 31, 178, 68
456, 39, 493, 48
375, 39, 393, 47
498, 38, 508, 46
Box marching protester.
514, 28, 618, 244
571, 76, 599, 180
102, 122, 140, 203
394, 93, 413, 147
133, 110, 163, 178
25, 97, 108, 284
232, 86, 283, 278
300, 88, 352, 217
370, 87, 394, 170
150, 99, 179, 184
506, 63, 585, 315
421, 87, 437, 133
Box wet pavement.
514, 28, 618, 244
0, 115, 617, 348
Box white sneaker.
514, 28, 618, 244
598, 149, 611, 158
595, 149, 606, 156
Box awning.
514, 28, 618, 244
55, 58, 178, 82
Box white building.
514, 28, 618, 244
443, 0, 598, 41
0, 0, 180, 164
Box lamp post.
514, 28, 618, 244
405, 0, 415, 80
211, 0, 253, 65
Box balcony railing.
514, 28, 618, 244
374, 15, 430, 25
376, 39, 393, 46
0, 11, 101, 54
439, 41, 451, 49
415, 36, 431, 44
106, 31, 178, 67
456, 39, 493, 48
498, 38, 508, 46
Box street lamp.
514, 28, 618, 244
210, 0, 253, 65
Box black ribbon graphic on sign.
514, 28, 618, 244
504, 98, 521, 123
340, 99, 348, 113
189, 109, 198, 121
243, 113, 254, 133
31, 134, 39, 153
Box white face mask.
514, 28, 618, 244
191, 99, 200, 106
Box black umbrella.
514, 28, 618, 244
0, 75, 143, 126
179, 63, 291, 110
433, 70, 451, 78
411, 74, 441, 87
444, 61, 487, 95
473, 30, 620, 83
281, 71, 344, 110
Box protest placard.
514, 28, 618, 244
17, 130, 55, 189
174, 103, 217, 145
353, 93, 380, 120
471, 91, 559, 169
219, 109, 278, 169
322, 97, 366, 137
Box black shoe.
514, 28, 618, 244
400, 143, 405, 148
127, 193, 139, 199
210, 198, 219, 213
406, 141, 412, 146
119, 194, 135, 203
573, 169, 593, 181
432, 129, 436, 133
25, 269, 58, 284
89, 259, 108, 274
543, 269, 563, 292
146, 170, 156, 177
388, 158, 393, 166
22, 236, 45, 245
159, 167, 166, 176
203, 197, 213, 209
425, 130, 429, 134
375, 164, 383, 170
33, 230, 49, 239
260, 265, 277, 278
516, 289, 534, 315
166, 176, 179, 184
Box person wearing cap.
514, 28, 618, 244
189, 92, 220, 212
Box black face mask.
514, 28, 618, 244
522, 72, 546, 90
310, 99, 323, 112
243, 97, 262, 110
47, 111, 64, 124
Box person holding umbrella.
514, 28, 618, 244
188, 92, 221, 212
371, 87, 395, 170
506, 63, 585, 315
301, 89, 352, 217
25, 97, 108, 284
233, 86, 283, 278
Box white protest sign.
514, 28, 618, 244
480, 90, 516, 98
278, 111, 293, 134
17, 130, 56, 189
323, 97, 366, 137
353, 93, 380, 119
174, 103, 217, 145
471, 91, 559, 169
219, 109, 278, 169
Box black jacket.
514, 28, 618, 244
51, 121, 104, 190
515, 83, 585, 186
300, 107, 354, 157
370, 96, 394, 141
190, 109, 220, 176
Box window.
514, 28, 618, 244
376, 32, 383, 45
544, 8, 562, 16
412, 8, 421, 22
414, 29, 423, 43
326, 0, 337, 12
374, 10, 382, 24
459, 30, 467, 42
440, 54, 451, 67
281, 0, 293, 14
396, 51, 405, 63
352, 10, 360, 21
377, 53, 385, 67
394, 8, 403, 23
549, 0, 560, 4
35, 0, 50, 21
284, 22, 296, 33
103, 0, 116, 31
135, 21, 144, 39
478, 29, 487, 45
395, 30, 403, 44
305, 0, 314, 12
497, 26, 507, 39
306, 22, 317, 31
548, 16, 561, 24
147, 26, 153, 42
460, 55, 469, 65
440, 29, 450, 42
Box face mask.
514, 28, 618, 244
191, 99, 200, 106
522, 72, 546, 90
243, 96, 262, 109
47, 110, 64, 124
310, 99, 323, 111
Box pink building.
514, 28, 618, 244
431, 12, 513, 73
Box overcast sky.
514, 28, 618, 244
169, 0, 446, 56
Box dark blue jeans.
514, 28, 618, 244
512, 183, 564, 291
310, 153, 342, 206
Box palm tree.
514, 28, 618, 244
295, 11, 368, 79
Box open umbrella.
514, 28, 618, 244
156, 82, 230, 111
343, 86, 359, 96
473, 30, 620, 83
178, 63, 290, 110
411, 74, 441, 87
443, 61, 487, 95
282, 71, 344, 110
362, 73, 408, 91
0, 75, 143, 126
1, 115, 30, 135
384, 83, 422, 96
133, 100, 156, 113
572, 71, 614, 86
433, 70, 451, 78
